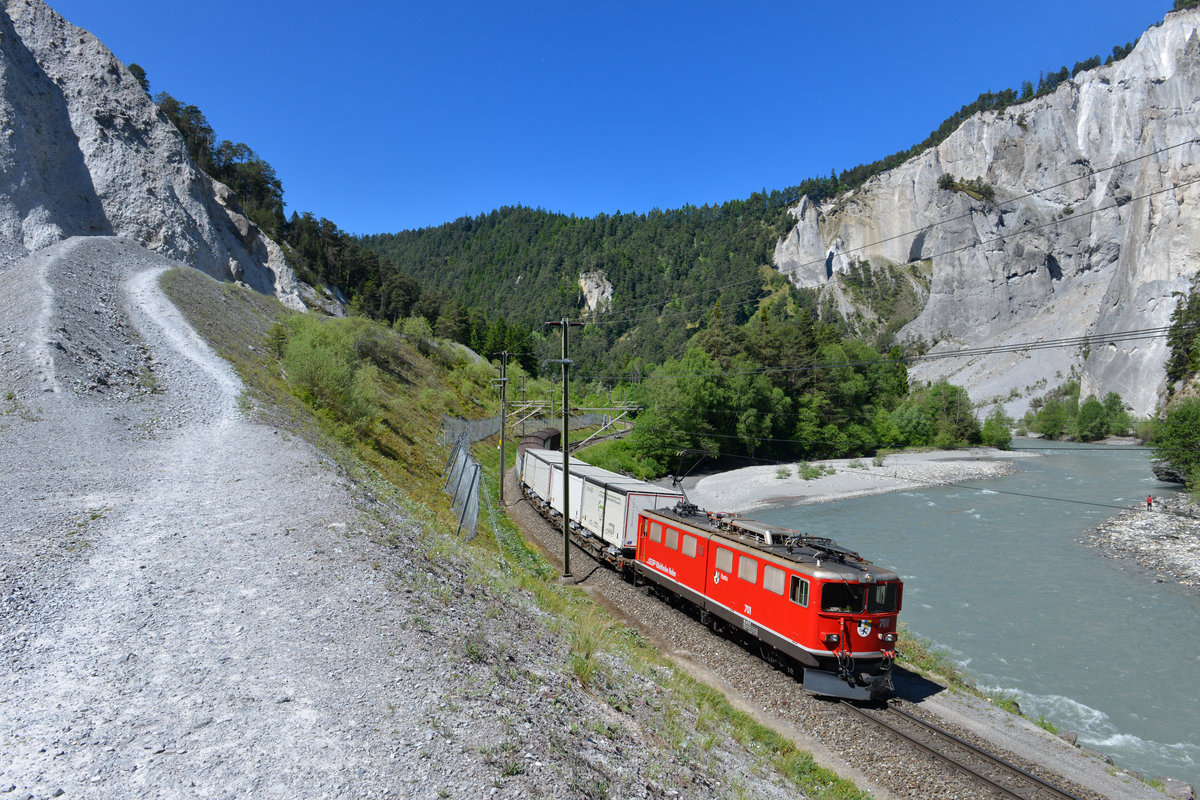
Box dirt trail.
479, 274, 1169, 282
0, 238, 428, 798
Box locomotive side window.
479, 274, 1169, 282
682, 535, 697, 558
715, 548, 733, 573
789, 576, 809, 607
821, 582, 866, 613
866, 582, 899, 612
763, 564, 785, 595
649, 521, 662, 543
738, 555, 757, 584
665, 526, 679, 551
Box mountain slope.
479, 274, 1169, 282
0, 0, 304, 308
775, 8, 1200, 416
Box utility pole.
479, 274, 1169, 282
544, 318, 584, 579
491, 351, 509, 506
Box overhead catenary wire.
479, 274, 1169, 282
492, 141, 1199, 375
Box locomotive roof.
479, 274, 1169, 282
646, 504, 899, 584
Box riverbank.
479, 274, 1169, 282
1085, 493, 1200, 588
684, 447, 1034, 514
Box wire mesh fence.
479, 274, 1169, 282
443, 442, 481, 539
437, 414, 502, 447
437, 410, 605, 541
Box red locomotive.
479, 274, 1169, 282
635, 503, 901, 700
516, 439, 902, 700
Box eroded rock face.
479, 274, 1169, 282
775, 9, 1200, 416
578, 269, 614, 314
0, 0, 306, 310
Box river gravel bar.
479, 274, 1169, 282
687, 449, 1031, 514
1085, 494, 1200, 588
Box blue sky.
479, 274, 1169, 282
50, 0, 1168, 234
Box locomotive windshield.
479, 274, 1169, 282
821, 581, 900, 613
866, 582, 899, 613
821, 583, 865, 612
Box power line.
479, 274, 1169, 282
621, 421, 1200, 457
590, 138, 1199, 324
587, 145, 1200, 329
575, 322, 1186, 382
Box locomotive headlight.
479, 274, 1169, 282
862, 573, 875, 584
880, 633, 897, 643
823, 634, 840, 647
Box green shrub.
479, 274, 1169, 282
797, 462, 834, 480
281, 316, 375, 429
980, 407, 1013, 449
266, 321, 288, 358
1035, 714, 1059, 734
1152, 397, 1200, 491
1076, 394, 1108, 441
1103, 392, 1132, 435
401, 315, 433, 339
576, 438, 662, 480
1032, 398, 1073, 439
568, 607, 617, 688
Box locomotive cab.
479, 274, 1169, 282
635, 504, 902, 701
807, 575, 902, 699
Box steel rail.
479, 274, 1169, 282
840, 700, 1088, 800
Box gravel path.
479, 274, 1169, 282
0, 238, 436, 798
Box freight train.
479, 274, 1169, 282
516, 440, 901, 700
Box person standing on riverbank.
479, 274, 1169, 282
1147, 495, 1154, 511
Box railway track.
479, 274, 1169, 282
840, 700, 1089, 800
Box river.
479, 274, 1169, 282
754, 440, 1200, 788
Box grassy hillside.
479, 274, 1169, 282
160, 266, 493, 516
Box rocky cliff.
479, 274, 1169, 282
0, 0, 306, 308
775, 8, 1200, 417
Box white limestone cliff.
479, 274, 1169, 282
774, 9, 1200, 416
578, 270, 614, 315
0, 0, 307, 309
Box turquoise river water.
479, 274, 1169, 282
755, 440, 1200, 787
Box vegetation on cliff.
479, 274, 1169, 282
1154, 272, 1200, 490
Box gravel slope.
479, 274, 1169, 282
0, 238, 429, 797
0, 237, 815, 800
